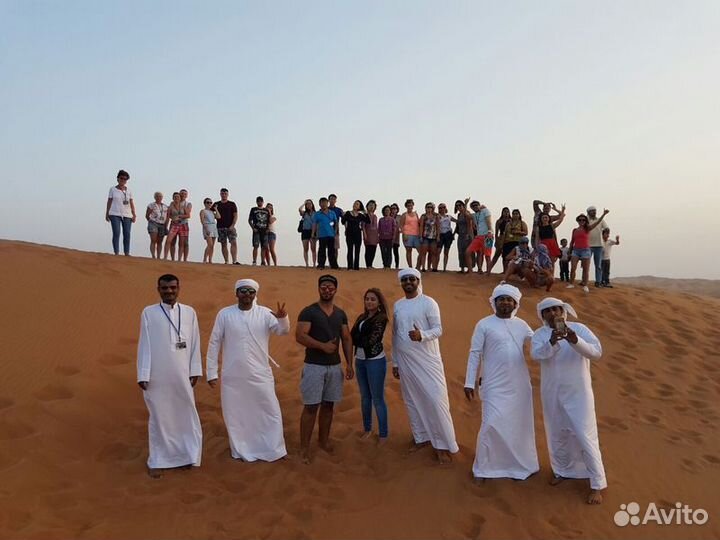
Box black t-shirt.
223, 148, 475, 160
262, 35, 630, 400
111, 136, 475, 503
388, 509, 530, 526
249, 207, 271, 230
298, 303, 348, 365
214, 200, 238, 229
341, 211, 369, 237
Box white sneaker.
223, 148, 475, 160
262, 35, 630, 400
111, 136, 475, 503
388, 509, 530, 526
582, 285, 590, 293
566, 284, 575, 289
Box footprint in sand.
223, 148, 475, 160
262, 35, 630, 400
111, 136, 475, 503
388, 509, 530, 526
702, 454, 720, 465
98, 353, 130, 366
548, 515, 583, 539
55, 365, 80, 376
96, 442, 142, 463
462, 513, 486, 540
0, 418, 36, 440
598, 416, 629, 432
34, 384, 74, 401
681, 458, 699, 474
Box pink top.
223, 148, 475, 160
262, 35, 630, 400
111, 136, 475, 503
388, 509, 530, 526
572, 227, 590, 249
378, 216, 397, 241
402, 212, 420, 236
363, 214, 379, 245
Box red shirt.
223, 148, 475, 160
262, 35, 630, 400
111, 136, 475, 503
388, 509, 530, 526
572, 227, 590, 249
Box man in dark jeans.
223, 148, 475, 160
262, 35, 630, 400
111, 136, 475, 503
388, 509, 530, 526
295, 275, 354, 464
248, 196, 271, 265
312, 197, 339, 269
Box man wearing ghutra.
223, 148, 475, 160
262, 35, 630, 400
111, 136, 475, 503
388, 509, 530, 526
464, 284, 539, 481
137, 274, 203, 478
531, 297, 607, 504
392, 268, 458, 464
207, 279, 290, 462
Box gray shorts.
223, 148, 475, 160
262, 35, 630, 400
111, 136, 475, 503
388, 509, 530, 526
300, 363, 344, 405
147, 221, 167, 237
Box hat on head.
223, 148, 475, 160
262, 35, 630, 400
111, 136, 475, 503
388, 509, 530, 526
587, 205, 596, 212
489, 284, 522, 316
536, 297, 578, 325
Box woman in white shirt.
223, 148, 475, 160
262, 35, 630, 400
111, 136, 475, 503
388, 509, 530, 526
145, 192, 168, 259
104, 170, 136, 255
200, 198, 221, 263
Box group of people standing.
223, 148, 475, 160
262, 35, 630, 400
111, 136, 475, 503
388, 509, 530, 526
138, 271, 607, 505
107, 170, 621, 291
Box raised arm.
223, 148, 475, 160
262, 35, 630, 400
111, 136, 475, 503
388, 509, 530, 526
531, 327, 559, 361
552, 208, 566, 229
587, 209, 610, 231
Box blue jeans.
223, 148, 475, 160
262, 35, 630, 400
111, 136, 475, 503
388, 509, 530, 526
355, 356, 388, 438
109, 215, 132, 255
591, 246, 604, 284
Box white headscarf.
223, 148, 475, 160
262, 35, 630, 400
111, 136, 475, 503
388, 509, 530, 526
235, 279, 260, 307
489, 283, 522, 317
536, 297, 578, 326
398, 268, 423, 295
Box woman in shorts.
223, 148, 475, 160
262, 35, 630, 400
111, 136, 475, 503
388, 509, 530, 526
163, 192, 184, 260
567, 211, 608, 292
437, 203, 454, 271
417, 202, 440, 272
200, 198, 220, 263
266, 203, 278, 266
298, 199, 317, 268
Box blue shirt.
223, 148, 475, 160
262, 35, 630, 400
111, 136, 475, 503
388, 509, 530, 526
313, 210, 338, 238
473, 208, 492, 236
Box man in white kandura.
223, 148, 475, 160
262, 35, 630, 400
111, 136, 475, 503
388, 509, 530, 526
206, 279, 290, 462
137, 273, 203, 478
392, 268, 459, 464
464, 283, 539, 481
531, 297, 607, 504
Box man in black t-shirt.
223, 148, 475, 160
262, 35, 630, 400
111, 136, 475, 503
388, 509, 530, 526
248, 196, 271, 265
214, 188, 239, 264
295, 274, 354, 464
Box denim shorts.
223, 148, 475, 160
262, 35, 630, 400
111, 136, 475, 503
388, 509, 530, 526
300, 363, 344, 405
267, 232, 277, 242
572, 248, 592, 259
147, 221, 167, 236
420, 237, 437, 246
403, 234, 420, 248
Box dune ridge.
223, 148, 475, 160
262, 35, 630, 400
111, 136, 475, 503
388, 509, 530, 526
0, 240, 719, 540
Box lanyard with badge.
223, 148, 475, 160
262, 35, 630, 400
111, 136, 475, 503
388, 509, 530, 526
119, 186, 129, 205
159, 304, 187, 349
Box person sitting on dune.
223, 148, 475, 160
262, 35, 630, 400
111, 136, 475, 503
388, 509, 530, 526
531, 298, 607, 505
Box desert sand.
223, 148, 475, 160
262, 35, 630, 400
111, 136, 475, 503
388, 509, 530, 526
1, 239, 719, 540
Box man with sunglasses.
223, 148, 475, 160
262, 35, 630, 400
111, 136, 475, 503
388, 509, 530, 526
392, 268, 458, 464
296, 275, 354, 464
206, 279, 289, 462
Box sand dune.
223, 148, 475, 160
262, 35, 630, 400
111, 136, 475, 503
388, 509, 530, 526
615, 276, 720, 299
0, 239, 718, 540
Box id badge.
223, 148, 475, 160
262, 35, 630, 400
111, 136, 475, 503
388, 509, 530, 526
123, 200, 130, 205
176, 341, 187, 350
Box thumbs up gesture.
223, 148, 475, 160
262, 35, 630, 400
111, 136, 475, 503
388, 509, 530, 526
408, 324, 423, 342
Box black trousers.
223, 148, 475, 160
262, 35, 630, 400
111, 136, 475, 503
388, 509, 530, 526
379, 240, 393, 268
346, 233, 362, 270
601, 259, 611, 284
318, 237, 339, 269
393, 243, 400, 268
365, 244, 378, 268
559, 260, 570, 281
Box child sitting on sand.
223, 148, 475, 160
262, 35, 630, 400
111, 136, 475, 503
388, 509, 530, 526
601, 229, 620, 288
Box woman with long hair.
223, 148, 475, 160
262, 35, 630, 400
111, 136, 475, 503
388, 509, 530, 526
199, 197, 220, 263
488, 207, 511, 272
350, 288, 390, 443
454, 200, 475, 273
390, 203, 401, 269
535, 205, 565, 266
567, 210, 608, 292
342, 200, 368, 270
417, 202, 440, 271
163, 192, 183, 260
437, 203, 454, 271
501, 209, 528, 265
363, 199, 379, 268
299, 199, 317, 268
265, 203, 278, 266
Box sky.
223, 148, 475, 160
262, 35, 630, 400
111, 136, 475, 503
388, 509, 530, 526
1, 1, 719, 278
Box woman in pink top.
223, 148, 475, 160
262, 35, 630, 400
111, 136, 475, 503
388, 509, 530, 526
399, 199, 420, 268
362, 200, 379, 268
567, 210, 608, 292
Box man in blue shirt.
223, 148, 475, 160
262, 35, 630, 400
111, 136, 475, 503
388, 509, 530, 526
313, 197, 340, 269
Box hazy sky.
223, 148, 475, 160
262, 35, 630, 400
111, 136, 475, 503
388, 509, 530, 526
2, 1, 718, 278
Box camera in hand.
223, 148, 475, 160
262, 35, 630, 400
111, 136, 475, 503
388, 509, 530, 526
554, 318, 567, 336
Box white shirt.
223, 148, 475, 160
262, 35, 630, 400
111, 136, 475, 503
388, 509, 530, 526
602, 239, 618, 260
108, 186, 134, 218
147, 202, 168, 224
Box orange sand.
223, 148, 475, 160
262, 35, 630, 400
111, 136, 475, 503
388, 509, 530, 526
0, 240, 718, 539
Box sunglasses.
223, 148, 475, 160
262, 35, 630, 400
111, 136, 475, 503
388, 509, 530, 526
204, 201, 212, 204
237, 287, 256, 294
400, 276, 418, 283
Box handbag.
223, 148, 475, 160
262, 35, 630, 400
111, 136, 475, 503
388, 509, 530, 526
297, 219, 304, 233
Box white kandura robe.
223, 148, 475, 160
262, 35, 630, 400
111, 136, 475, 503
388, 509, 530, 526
137, 303, 203, 469
465, 315, 539, 479
531, 322, 607, 490
392, 295, 459, 453
207, 305, 290, 462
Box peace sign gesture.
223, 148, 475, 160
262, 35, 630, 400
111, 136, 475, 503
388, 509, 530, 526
272, 302, 287, 319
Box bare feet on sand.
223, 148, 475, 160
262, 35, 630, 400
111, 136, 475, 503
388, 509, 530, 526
587, 489, 604, 504
319, 441, 335, 454
435, 450, 452, 465
407, 439, 431, 454
300, 449, 312, 465
549, 475, 566, 486
147, 468, 163, 479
